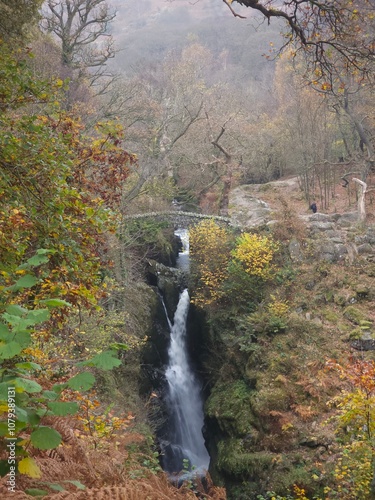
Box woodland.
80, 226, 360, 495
0, 0, 375, 499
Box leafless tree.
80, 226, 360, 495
41, 0, 116, 89
225, 0, 375, 84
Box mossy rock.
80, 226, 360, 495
287, 313, 320, 336
268, 461, 319, 496
205, 380, 257, 436
217, 438, 275, 479
259, 183, 272, 192
321, 308, 340, 323
343, 305, 371, 325
354, 286, 371, 300
251, 385, 289, 416
333, 293, 347, 307
347, 321, 373, 340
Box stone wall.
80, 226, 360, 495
292, 213, 375, 264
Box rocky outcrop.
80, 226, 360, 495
229, 186, 273, 227
301, 213, 375, 264
146, 260, 187, 320
229, 184, 375, 264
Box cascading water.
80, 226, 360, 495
160, 229, 210, 478
174, 228, 190, 273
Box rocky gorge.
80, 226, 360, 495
139, 177, 375, 499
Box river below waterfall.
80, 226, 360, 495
160, 230, 209, 478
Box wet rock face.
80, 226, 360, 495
146, 260, 187, 319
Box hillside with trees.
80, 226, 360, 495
0, 1, 374, 499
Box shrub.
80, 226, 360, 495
232, 233, 279, 279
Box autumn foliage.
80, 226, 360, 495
324, 357, 375, 499
232, 233, 279, 279
0, 40, 137, 484
189, 220, 231, 306
0, 41, 135, 321
189, 220, 279, 307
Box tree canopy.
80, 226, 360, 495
227, 0, 374, 85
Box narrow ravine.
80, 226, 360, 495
160, 229, 210, 479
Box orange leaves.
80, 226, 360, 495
69, 390, 135, 449
72, 119, 136, 209
326, 357, 375, 395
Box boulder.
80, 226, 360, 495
289, 238, 304, 262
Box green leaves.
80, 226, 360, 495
5, 304, 27, 317
66, 372, 96, 391
39, 298, 71, 308
80, 350, 122, 371
14, 378, 43, 394
30, 427, 62, 450
0, 301, 50, 363
5, 274, 38, 292
17, 249, 55, 270
3, 306, 50, 330
0, 341, 22, 359
47, 401, 79, 416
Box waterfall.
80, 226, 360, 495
161, 230, 209, 477
174, 228, 190, 273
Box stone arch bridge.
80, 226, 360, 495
122, 210, 241, 229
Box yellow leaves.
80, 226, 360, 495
232, 232, 279, 279
268, 295, 289, 317
0, 403, 9, 414
190, 222, 280, 306
292, 485, 309, 500
321, 82, 331, 91
281, 422, 294, 433
189, 220, 231, 307
18, 457, 42, 478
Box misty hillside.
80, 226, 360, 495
110, 0, 283, 79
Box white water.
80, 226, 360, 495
164, 289, 209, 473
174, 228, 190, 273
162, 228, 209, 474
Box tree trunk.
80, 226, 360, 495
352, 178, 367, 221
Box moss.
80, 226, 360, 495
347, 321, 373, 340
321, 308, 340, 323
269, 461, 318, 495
251, 385, 290, 416
259, 183, 272, 192
205, 380, 257, 436
355, 285, 374, 301
287, 313, 321, 336
333, 293, 347, 306
348, 327, 364, 340
217, 438, 275, 478
343, 305, 371, 325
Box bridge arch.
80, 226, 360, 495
122, 210, 240, 229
